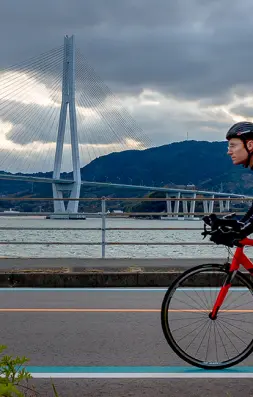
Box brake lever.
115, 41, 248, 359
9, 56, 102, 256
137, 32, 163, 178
201, 224, 211, 239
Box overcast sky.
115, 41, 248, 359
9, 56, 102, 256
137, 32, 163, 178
1, 0, 253, 172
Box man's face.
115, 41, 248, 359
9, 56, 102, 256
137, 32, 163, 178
227, 138, 252, 166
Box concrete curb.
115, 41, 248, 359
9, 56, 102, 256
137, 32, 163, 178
0, 272, 183, 288
1, 269, 252, 287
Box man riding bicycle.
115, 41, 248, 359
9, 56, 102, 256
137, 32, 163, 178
205, 121, 253, 246
162, 121, 253, 370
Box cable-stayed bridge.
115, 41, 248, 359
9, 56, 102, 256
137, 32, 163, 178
0, 35, 250, 215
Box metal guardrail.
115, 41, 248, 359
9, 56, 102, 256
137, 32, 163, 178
0, 196, 251, 258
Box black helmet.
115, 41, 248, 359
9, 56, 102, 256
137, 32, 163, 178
226, 121, 253, 169
226, 121, 253, 141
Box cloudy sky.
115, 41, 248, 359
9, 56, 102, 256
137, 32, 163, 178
1, 0, 253, 172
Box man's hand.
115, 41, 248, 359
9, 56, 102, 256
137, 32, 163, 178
202, 213, 253, 247
209, 227, 243, 247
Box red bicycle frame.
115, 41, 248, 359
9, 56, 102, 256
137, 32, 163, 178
210, 237, 253, 319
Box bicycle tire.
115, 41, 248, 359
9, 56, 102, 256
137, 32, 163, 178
161, 263, 253, 370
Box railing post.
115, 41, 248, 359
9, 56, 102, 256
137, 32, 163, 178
101, 197, 107, 258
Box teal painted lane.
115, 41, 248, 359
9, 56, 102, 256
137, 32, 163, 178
0, 287, 248, 292
23, 366, 253, 379
25, 365, 253, 373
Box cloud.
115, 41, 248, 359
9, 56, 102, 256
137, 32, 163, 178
230, 105, 253, 119
1, 0, 253, 172
1, 0, 253, 100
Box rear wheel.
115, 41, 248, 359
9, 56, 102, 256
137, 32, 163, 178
161, 264, 253, 369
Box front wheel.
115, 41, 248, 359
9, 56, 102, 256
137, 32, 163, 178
161, 263, 253, 369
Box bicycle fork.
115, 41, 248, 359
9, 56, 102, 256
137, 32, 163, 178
209, 250, 242, 320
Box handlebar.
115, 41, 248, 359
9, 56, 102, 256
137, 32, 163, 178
222, 212, 236, 219
202, 212, 243, 240
202, 212, 240, 228
202, 213, 253, 248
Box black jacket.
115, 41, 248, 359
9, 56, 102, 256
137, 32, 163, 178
239, 204, 253, 237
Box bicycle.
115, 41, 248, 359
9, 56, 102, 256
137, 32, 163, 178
161, 212, 253, 370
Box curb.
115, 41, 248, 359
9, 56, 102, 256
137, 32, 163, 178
0, 272, 183, 288
1, 270, 252, 287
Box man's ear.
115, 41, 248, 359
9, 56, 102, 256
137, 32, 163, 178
246, 140, 253, 152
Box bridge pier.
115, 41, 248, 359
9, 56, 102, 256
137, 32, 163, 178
219, 196, 230, 213
52, 182, 81, 213
164, 193, 199, 220
166, 193, 172, 218
182, 196, 189, 218
164, 193, 232, 218
189, 193, 196, 219
225, 197, 230, 212
203, 195, 214, 214
164, 192, 181, 219
181, 194, 197, 219
174, 192, 180, 218
52, 185, 66, 213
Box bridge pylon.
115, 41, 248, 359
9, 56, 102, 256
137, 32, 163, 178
52, 35, 81, 213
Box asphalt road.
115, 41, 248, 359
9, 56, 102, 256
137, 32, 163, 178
1, 288, 253, 396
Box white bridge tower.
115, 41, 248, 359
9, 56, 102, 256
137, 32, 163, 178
52, 35, 81, 213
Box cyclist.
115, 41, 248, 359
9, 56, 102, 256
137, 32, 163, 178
206, 121, 253, 245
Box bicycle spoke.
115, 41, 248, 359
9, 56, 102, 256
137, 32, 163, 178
168, 316, 204, 321
215, 321, 230, 360
179, 290, 207, 311
223, 300, 253, 311
218, 317, 253, 338
218, 316, 253, 325
171, 317, 205, 334
205, 321, 213, 361
196, 321, 212, 355
177, 318, 208, 344
183, 319, 210, 351
214, 322, 219, 363
209, 272, 213, 308
222, 291, 252, 310
192, 289, 210, 310
217, 320, 243, 352
170, 296, 207, 315
196, 285, 210, 309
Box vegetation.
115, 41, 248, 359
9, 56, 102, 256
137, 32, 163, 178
0, 345, 59, 396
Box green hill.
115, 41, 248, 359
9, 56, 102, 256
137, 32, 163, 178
1, 140, 253, 212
